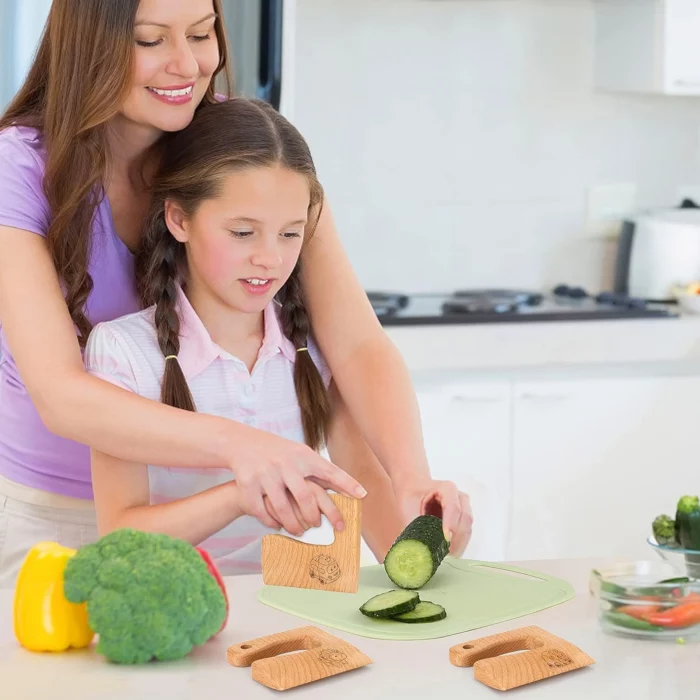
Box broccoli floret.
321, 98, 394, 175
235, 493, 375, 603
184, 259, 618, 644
652, 514, 677, 546
63, 529, 226, 664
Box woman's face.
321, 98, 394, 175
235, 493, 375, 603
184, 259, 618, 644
120, 0, 221, 134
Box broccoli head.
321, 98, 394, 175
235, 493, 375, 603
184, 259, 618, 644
652, 514, 677, 546
63, 529, 227, 664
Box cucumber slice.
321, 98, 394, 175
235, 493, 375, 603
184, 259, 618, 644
392, 601, 446, 623
359, 590, 420, 618
384, 515, 449, 589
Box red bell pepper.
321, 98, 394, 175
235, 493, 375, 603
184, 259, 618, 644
615, 604, 662, 620
196, 547, 229, 632
644, 602, 700, 629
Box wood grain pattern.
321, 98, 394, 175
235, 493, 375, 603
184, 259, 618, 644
449, 626, 595, 691
261, 494, 361, 593
227, 626, 373, 691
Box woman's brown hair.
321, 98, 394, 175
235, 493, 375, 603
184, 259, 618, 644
137, 98, 330, 450
0, 0, 232, 347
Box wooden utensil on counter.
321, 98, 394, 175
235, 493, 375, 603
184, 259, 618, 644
261, 493, 361, 593
227, 626, 372, 691
449, 625, 595, 691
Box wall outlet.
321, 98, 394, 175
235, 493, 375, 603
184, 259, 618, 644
585, 183, 637, 240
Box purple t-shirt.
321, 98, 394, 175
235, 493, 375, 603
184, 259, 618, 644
0, 126, 140, 498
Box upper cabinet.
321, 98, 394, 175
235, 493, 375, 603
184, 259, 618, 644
594, 0, 700, 95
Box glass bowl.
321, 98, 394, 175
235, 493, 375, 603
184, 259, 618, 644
647, 535, 700, 580
591, 560, 700, 642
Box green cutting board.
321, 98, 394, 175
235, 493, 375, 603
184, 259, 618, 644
257, 558, 574, 641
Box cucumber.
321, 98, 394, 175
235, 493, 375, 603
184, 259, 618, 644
393, 601, 446, 623
384, 515, 449, 589
359, 590, 419, 618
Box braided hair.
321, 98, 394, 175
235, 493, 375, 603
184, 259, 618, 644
139, 211, 196, 412
276, 265, 330, 450
136, 98, 329, 448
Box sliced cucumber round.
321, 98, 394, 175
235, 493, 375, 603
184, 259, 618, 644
392, 601, 446, 623
359, 590, 420, 618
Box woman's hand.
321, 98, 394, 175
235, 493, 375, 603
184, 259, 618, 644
393, 479, 473, 557
228, 428, 364, 535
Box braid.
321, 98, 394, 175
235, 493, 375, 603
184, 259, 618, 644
140, 216, 196, 412
278, 266, 330, 450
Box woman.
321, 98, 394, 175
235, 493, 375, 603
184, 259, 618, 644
0, 0, 472, 584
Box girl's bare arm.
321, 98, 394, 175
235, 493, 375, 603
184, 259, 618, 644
302, 203, 472, 551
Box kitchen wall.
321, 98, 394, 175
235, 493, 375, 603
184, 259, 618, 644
293, 0, 700, 294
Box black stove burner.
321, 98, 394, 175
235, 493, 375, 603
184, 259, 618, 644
365, 291, 409, 317
442, 298, 520, 315
553, 285, 648, 309
443, 289, 543, 315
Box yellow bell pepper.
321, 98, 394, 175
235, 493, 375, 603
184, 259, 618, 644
13, 542, 94, 652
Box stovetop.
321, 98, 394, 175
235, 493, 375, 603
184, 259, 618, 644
366, 286, 678, 326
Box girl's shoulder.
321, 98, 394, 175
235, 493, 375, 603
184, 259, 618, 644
84, 306, 161, 393
85, 306, 160, 364
88, 305, 158, 352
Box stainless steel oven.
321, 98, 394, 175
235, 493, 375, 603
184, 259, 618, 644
220, 0, 294, 114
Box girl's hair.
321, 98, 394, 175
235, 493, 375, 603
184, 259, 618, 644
136, 98, 330, 450
0, 0, 232, 347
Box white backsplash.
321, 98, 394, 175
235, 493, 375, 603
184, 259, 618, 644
293, 0, 700, 294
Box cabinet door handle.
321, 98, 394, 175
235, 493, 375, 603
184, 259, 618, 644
673, 80, 700, 88
518, 392, 571, 401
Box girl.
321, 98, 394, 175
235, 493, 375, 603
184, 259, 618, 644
85, 97, 405, 570
0, 0, 472, 586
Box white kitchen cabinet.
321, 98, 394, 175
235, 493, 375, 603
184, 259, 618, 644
508, 375, 700, 562
416, 379, 512, 562
594, 0, 700, 95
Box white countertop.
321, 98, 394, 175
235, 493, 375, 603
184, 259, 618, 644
0, 558, 692, 699
385, 314, 700, 374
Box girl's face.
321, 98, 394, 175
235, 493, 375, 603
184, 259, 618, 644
120, 0, 221, 135
166, 165, 311, 316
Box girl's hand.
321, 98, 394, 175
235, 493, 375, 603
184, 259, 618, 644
393, 479, 473, 557
262, 483, 344, 537
229, 428, 364, 535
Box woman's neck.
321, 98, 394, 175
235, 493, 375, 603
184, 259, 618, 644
106, 114, 163, 184
185, 282, 265, 369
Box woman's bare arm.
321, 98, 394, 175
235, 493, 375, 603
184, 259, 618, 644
0, 226, 364, 530
301, 205, 430, 479
325, 384, 406, 562
302, 203, 472, 550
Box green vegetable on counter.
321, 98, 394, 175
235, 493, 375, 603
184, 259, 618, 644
392, 601, 447, 623
359, 589, 448, 624
675, 495, 700, 551
384, 515, 449, 589
63, 529, 227, 664
603, 611, 664, 632
652, 514, 677, 546
359, 590, 420, 618
675, 494, 700, 576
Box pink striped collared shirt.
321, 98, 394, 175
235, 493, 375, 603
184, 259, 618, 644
84, 286, 330, 575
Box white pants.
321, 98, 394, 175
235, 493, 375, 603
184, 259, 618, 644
0, 480, 98, 589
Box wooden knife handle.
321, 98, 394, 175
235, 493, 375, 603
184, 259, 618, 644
449, 626, 546, 667
227, 626, 322, 667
